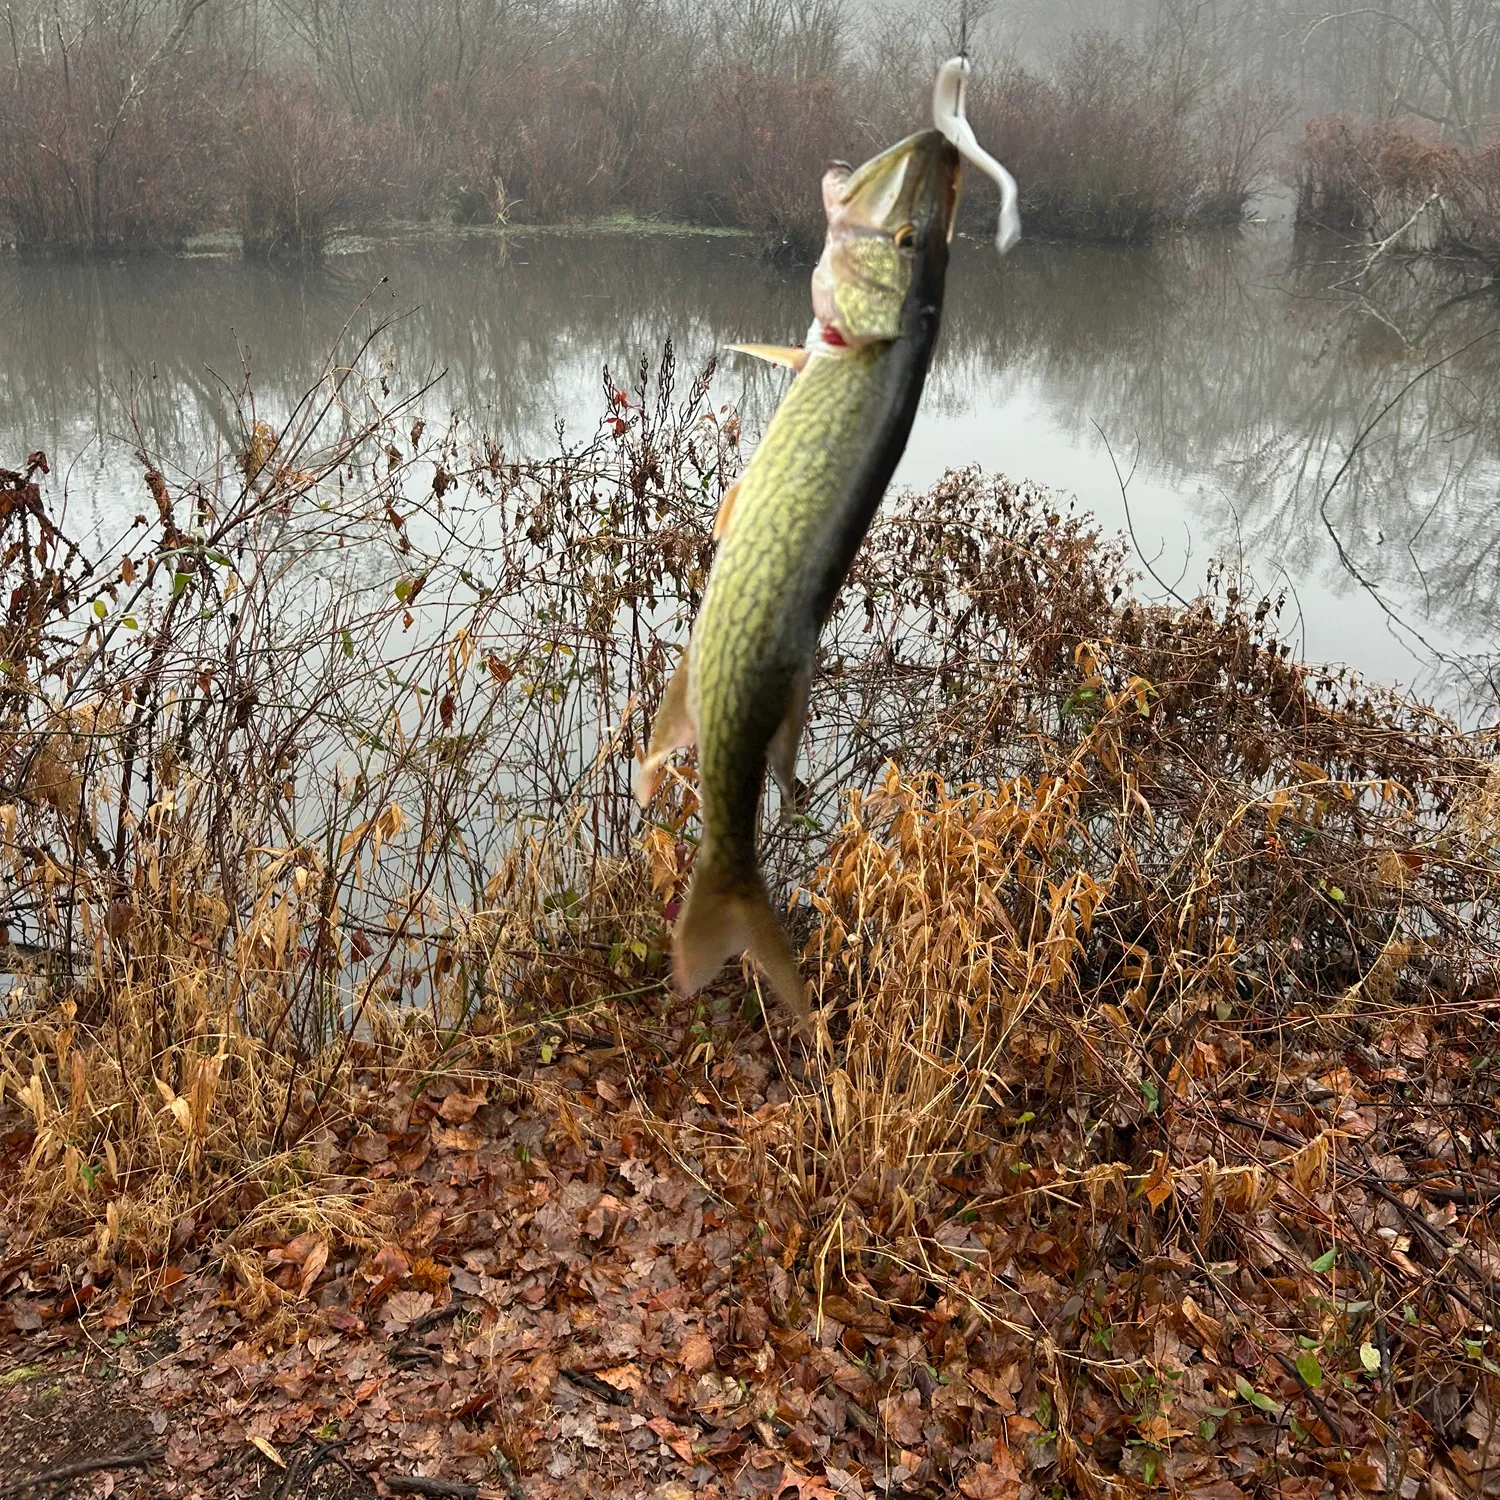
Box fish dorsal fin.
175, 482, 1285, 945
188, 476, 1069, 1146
726, 343, 809, 371
711, 477, 742, 542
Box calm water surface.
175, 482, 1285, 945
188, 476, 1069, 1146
2, 227, 1497, 719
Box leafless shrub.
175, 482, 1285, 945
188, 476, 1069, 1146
0, 38, 225, 253
236, 80, 378, 259
964, 35, 1288, 243
670, 67, 863, 255
1295, 116, 1500, 266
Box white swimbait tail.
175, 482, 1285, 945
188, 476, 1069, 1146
933, 55, 1021, 254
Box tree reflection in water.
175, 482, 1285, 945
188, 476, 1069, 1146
0, 226, 1495, 717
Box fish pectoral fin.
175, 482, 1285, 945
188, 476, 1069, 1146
725, 342, 809, 372
634, 652, 696, 807
711, 478, 742, 542
767, 664, 811, 816
673, 853, 811, 1026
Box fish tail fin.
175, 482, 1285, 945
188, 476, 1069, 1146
673, 847, 811, 1026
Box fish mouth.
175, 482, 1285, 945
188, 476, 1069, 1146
811, 131, 959, 346
823, 129, 960, 249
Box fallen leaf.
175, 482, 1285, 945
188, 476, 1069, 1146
249, 1435, 285, 1468
879, 1387, 924, 1448
647, 1414, 697, 1463
368, 1243, 410, 1281
960, 1463, 1020, 1500
298, 1240, 329, 1299
381, 1289, 434, 1333
597, 1363, 644, 1395
438, 1090, 487, 1123
775, 1465, 836, 1500
279, 1231, 321, 1264
969, 1366, 1018, 1413
678, 1332, 714, 1374
350, 1132, 389, 1164
432, 1122, 484, 1152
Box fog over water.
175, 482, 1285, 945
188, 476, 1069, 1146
2, 222, 1497, 720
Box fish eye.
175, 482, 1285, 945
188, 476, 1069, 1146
893, 222, 917, 249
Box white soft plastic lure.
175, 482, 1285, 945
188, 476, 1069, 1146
933, 55, 1021, 254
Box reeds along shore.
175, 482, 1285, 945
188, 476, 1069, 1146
0, 11, 1292, 259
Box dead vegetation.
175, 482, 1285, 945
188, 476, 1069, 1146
1295, 117, 1500, 267
3, 343, 1500, 1497
964, 39, 1291, 243
0, 0, 1288, 259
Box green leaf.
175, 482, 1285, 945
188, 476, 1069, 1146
394, 578, 413, 603
1311, 1248, 1336, 1274
341, 627, 355, 659
172, 571, 191, 598
1359, 1343, 1381, 1374
1327, 885, 1345, 902
122, 616, 138, 630
1139, 1078, 1160, 1113
92, 598, 106, 619
1296, 1350, 1324, 1389
1141, 1449, 1159, 1486
1234, 1375, 1281, 1415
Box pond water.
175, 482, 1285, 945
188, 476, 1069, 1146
2, 224, 1497, 721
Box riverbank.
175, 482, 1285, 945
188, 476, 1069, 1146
3, 356, 1498, 1495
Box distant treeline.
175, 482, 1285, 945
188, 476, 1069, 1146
0, 0, 1291, 258
0, 0, 1494, 260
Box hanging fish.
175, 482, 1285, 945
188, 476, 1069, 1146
636, 58, 1020, 1023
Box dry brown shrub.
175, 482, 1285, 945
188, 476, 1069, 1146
1295, 115, 1500, 266
0, 340, 729, 1272
671, 67, 864, 256
236, 79, 379, 258
962, 36, 1288, 244
0, 40, 226, 252
4, 342, 1496, 1425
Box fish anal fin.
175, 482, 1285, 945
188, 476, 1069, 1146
634, 652, 696, 807
711, 478, 742, 542
767, 664, 811, 814
726, 342, 809, 372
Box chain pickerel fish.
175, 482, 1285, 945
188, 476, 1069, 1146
635, 58, 1020, 1023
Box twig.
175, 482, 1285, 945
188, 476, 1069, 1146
1316, 326, 1500, 665
1094, 424, 1191, 607
558, 1367, 633, 1406
384, 1477, 479, 1498
0, 1451, 161, 1497
1341, 190, 1443, 283
275, 1436, 353, 1500
491, 1453, 526, 1500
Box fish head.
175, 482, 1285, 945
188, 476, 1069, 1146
811, 129, 960, 347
